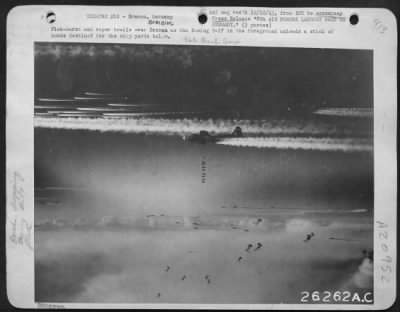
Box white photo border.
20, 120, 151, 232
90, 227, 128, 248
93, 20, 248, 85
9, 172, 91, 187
6, 5, 397, 309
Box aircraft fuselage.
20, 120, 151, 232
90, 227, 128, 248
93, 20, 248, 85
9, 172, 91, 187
183, 127, 243, 144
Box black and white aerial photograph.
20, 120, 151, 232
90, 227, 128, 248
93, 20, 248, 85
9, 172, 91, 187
34, 42, 374, 304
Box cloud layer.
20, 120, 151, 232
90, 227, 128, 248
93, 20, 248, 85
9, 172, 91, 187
35, 213, 373, 304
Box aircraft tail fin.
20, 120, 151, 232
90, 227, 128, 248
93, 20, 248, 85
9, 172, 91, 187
232, 126, 243, 137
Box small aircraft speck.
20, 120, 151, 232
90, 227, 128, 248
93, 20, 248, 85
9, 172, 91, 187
183, 126, 243, 144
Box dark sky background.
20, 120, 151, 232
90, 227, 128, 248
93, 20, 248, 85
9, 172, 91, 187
34, 43, 374, 201
35, 43, 373, 118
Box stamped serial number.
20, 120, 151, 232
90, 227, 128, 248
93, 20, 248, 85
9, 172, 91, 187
300, 291, 373, 303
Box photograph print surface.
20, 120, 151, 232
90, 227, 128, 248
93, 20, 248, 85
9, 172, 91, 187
34, 43, 374, 304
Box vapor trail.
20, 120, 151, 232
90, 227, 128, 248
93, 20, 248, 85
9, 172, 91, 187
34, 116, 369, 136
313, 108, 373, 118
34, 117, 372, 152
217, 137, 372, 152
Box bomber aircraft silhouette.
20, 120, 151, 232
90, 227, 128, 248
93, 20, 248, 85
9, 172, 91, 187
183, 126, 243, 144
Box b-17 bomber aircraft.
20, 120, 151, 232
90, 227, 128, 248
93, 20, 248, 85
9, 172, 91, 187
183, 126, 243, 144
